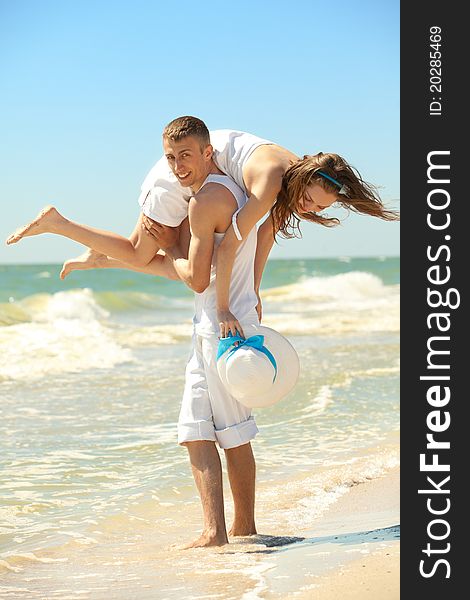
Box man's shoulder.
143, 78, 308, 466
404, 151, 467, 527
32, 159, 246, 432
189, 181, 238, 232
193, 181, 237, 208
187, 182, 236, 235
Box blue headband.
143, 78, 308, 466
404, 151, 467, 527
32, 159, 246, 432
317, 171, 349, 196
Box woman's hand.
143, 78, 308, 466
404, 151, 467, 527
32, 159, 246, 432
255, 290, 263, 323
217, 308, 245, 339
142, 217, 179, 250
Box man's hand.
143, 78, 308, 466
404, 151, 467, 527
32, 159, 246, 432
217, 308, 245, 339
142, 217, 179, 251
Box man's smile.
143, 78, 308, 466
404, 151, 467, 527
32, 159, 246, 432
176, 172, 191, 181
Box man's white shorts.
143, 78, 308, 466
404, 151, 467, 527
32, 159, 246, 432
178, 333, 259, 449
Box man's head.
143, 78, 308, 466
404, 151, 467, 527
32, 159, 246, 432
163, 116, 212, 191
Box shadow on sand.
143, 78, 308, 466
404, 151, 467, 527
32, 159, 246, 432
225, 524, 400, 555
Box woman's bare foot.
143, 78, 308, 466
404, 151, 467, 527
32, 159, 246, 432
60, 249, 107, 280
6, 206, 64, 245
172, 530, 228, 550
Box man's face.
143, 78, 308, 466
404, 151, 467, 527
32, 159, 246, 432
163, 135, 212, 191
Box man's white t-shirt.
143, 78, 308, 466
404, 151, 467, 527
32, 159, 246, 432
137, 130, 272, 227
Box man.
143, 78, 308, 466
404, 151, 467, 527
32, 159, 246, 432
154, 116, 261, 549
4, 116, 262, 548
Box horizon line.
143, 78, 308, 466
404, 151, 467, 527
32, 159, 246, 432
0, 255, 400, 267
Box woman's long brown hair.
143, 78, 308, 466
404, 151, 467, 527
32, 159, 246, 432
271, 152, 399, 239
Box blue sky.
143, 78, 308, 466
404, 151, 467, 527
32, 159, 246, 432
0, 0, 399, 263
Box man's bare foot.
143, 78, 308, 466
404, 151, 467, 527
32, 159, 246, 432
60, 249, 106, 280
172, 531, 228, 550
6, 206, 64, 245
228, 524, 257, 537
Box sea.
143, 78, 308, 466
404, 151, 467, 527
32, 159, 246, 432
0, 257, 399, 599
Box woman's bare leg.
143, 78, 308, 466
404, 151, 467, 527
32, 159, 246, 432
60, 218, 190, 281
60, 249, 179, 280
6, 206, 160, 267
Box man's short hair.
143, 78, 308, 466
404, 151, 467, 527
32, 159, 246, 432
163, 116, 210, 150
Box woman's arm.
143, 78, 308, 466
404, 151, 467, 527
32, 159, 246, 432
253, 213, 275, 292
216, 168, 283, 336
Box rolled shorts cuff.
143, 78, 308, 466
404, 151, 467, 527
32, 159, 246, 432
215, 416, 259, 449
178, 420, 217, 445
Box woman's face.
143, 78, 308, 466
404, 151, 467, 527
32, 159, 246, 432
297, 182, 338, 215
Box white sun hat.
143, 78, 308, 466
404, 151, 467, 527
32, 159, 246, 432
216, 324, 300, 408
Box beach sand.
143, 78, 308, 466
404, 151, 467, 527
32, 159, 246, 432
294, 543, 400, 600
257, 467, 400, 599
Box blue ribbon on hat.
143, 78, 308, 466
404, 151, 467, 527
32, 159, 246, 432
217, 333, 277, 381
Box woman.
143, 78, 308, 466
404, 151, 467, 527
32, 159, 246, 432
6, 124, 398, 336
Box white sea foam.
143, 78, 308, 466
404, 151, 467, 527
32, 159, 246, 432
115, 323, 192, 347
0, 289, 132, 380
261, 272, 399, 334
0, 288, 190, 325
264, 271, 397, 306
258, 447, 400, 532
300, 385, 333, 413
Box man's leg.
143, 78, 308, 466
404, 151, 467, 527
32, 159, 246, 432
224, 442, 257, 536
180, 440, 228, 549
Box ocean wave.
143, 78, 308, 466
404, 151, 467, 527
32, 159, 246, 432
0, 290, 132, 381
0, 272, 399, 381
264, 271, 397, 305
0, 288, 195, 380
261, 272, 399, 334
93, 290, 188, 312
258, 443, 399, 531
0, 289, 109, 326
1, 271, 396, 328
0, 288, 191, 327
0, 552, 69, 574
263, 310, 399, 335
114, 323, 192, 347
0, 302, 33, 326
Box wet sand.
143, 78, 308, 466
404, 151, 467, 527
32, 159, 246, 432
259, 467, 400, 599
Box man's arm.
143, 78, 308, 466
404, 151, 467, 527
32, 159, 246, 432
164, 192, 218, 293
